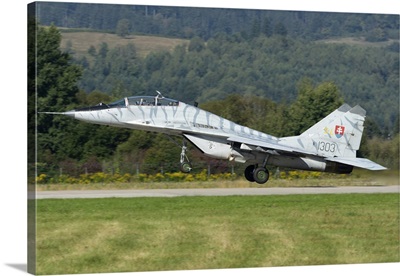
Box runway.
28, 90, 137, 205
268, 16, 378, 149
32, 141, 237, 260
35, 185, 399, 199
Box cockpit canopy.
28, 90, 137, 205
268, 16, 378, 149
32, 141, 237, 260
116, 96, 179, 107
75, 95, 179, 111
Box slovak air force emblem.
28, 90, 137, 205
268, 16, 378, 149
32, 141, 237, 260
335, 125, 345, 138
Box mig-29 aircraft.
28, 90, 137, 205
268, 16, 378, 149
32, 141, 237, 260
43, 92, 386, 184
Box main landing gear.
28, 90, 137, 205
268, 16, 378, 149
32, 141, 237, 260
245, 155, 271, 184
244, 165, 270, 184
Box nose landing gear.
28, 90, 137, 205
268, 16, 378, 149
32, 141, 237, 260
179, 141, 192, 173
164, 135, 192, 173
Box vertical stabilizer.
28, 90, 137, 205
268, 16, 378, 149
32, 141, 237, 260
300, 104, 366, 158
300, 104, 351, 137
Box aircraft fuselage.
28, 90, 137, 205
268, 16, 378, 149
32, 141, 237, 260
72, 96, 273, 139
69, 96, 278, 164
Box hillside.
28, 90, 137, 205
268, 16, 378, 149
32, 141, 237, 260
60, 31, 188, 58
63, 30, 397, 132
35, 2, 399, 42
61, 31, 398, 59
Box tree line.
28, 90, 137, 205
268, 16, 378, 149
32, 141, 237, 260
30, 22, 398, 179
34, 2, 399, 41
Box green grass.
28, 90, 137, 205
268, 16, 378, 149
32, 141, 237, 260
36, 193, 399, 275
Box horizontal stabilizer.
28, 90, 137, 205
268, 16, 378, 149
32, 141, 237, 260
325, 157, 387, 170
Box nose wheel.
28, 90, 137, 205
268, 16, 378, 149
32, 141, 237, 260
180, 162, 192, 173
244, 165, 269, 184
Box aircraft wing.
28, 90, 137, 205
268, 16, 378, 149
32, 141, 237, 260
325, 157, 387, 170
227, 136, 315, 156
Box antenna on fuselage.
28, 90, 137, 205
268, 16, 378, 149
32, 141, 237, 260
156, 90, 164, 99
155, 91, 165, 106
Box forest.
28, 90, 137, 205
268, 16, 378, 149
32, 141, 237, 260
33, 2, 399, 132
35, 2, 399, 41
28, 3, 399, 179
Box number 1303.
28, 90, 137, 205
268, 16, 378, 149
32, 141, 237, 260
318, 141, 336, 153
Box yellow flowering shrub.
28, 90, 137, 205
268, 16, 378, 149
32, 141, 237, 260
36, 170, 238, 184
279, 170, 322, 180
36, 174, 47, 184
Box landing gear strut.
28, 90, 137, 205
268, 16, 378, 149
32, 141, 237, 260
165, 135, 192, 173
179, 140, 192, 173
244, 165, 269, 184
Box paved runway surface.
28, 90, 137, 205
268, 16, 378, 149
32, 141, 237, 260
35, 186, 399, 199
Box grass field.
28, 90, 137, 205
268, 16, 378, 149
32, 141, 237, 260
60, 31, 188, 59
36, 193, 399, 275
318, 37, 399, 47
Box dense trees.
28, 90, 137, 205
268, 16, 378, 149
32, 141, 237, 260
74, 34, 398, 134
34, 3, 398, 134
36, 2, 399, 41
31, 24, 82, 165
286, 79, 344, 135
33, 24, 129, 173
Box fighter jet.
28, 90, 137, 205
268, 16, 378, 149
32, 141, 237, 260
43, 92, 386, 184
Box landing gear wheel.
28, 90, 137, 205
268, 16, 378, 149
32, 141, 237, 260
180, 162, 192, 173
244, 165, 256, 182
253, 167, 269, 184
